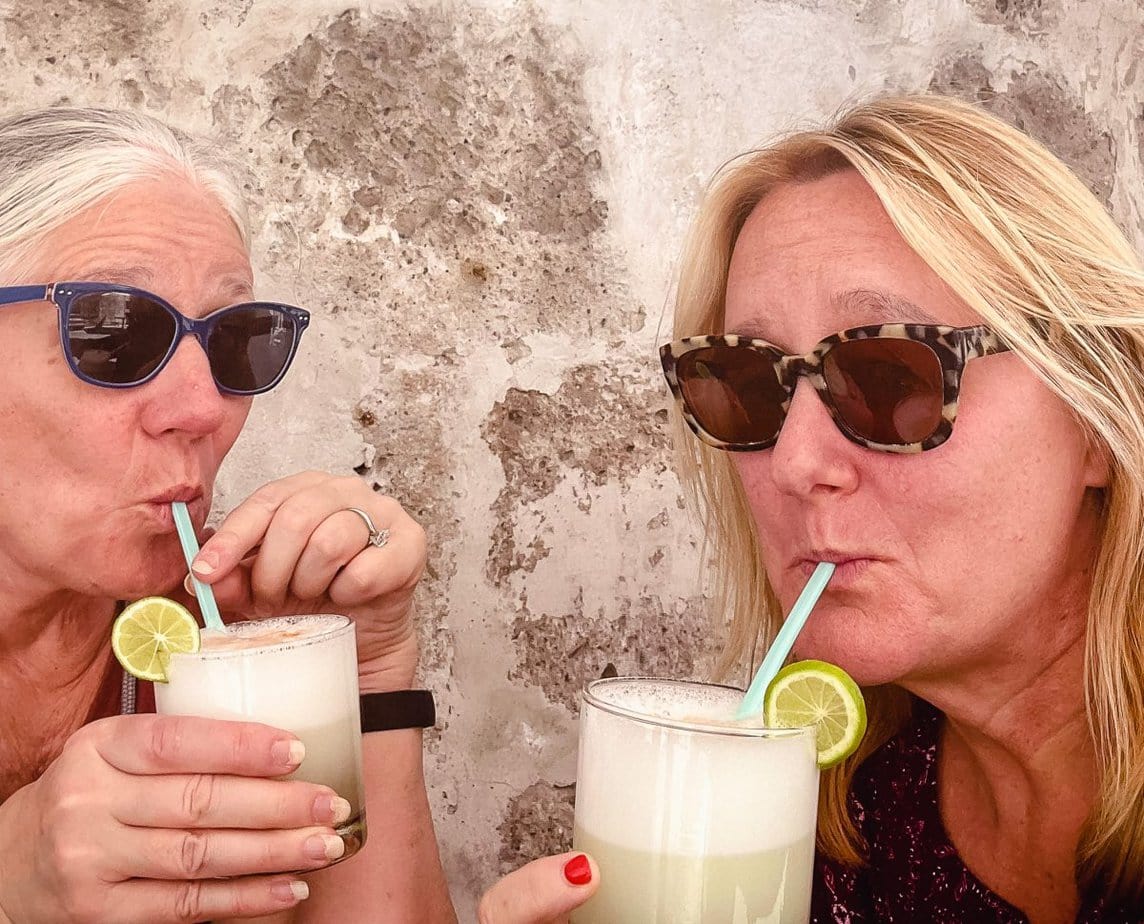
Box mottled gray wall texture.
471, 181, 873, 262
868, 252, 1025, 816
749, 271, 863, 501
8, 0, 1143, 915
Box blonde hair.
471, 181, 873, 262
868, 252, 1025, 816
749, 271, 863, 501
672, 93, 1144, 905
0, 107, 249, 277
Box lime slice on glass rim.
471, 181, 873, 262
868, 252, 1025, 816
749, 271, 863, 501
111, 597, 201, 683
763, 659, 867, 768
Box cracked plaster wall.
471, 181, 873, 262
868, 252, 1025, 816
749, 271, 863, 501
5, 0, 1142, 916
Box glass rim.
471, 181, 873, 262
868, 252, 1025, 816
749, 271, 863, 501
582, 676, 817, 739
168, 614, 354, 661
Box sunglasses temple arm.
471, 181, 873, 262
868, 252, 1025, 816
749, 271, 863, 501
0, 284, 52, 311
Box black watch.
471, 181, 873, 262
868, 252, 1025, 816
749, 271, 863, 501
359, 690, 436, 733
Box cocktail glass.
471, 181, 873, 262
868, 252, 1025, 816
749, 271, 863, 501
572, 677, 818, 923
154, 614, 366, 859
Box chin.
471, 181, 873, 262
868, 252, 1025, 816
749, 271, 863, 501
791, 621, 913, 688
84, 550, 186, 600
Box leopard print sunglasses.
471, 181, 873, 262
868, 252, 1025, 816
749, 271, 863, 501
659, 324, 1009, 454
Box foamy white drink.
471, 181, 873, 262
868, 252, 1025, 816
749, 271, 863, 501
154, 615, 366, 856
572, 679, 819, 924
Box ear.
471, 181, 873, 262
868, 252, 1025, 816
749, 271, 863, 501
1082, 433, 1111, 489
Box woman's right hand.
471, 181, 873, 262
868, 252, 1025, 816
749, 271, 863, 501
478, 852, 599, 924
0, 713, 349, 923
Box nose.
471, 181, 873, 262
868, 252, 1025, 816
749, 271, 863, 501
137, 335, 232, 437
769, 378, 861, 499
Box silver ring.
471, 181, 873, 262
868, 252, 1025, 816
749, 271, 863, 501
344, 507, 390, 550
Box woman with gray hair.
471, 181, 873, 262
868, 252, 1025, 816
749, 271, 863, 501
0, 109, 455, 923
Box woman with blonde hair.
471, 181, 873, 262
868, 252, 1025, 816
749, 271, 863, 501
479, 94, 1144, 923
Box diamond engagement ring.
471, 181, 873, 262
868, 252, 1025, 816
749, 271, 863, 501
345, 506, 390, 550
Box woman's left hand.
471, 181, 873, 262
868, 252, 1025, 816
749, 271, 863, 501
183, 472, 426, 688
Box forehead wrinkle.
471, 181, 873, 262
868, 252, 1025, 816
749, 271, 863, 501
63, 260, 254, 306
725, 287, 943, 344
68, 262, 156, 287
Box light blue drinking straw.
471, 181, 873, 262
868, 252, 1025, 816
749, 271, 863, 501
171, 501, 224, 631
735, 561, 836, 720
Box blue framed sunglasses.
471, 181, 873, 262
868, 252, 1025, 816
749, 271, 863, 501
0, 282, 310, 395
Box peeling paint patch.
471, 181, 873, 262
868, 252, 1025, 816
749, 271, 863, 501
930, 57, 1115, 207
965, 0, 1058, 34
0, 0, 182, 108
4, 0, 167, 68
199, 0, 255, 29
1138, 110, 1144, 184
497, 781, 576, 876
354, 366, 454, 524
481, 365, 670, 584
353, 363, 456, 677
510, 593, 711, 713
245, 6, 633, 357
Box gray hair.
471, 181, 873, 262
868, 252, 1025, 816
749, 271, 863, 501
0, 107, 249, 278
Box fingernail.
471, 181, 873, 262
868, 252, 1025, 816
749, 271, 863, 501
331, 796, 352, 825
563, 854, 592, 886
183, 573, 195, 594
191, 553, 216, 576
271, 879, 309, 903
314, 793, 352, 824
272, 739, 305, 768
304, 833, 346, 861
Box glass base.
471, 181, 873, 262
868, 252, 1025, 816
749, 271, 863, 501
286, 810, 367, 873
332, 810, 367, 866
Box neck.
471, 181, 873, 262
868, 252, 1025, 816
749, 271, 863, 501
929, 633, 1094, 798
906, 586, 1096, 800
0, 583, 118, 802
0, 580, 118, 694
902, 578, 1097, 920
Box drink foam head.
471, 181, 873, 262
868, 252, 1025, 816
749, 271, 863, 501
586, 678, 764, 731
195, 615, 350, 656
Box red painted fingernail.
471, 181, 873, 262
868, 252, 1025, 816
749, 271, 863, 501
563, 854, 592, 886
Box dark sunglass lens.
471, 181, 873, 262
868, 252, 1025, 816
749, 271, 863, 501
676, 345, 786, 445
67, 292, 177, 385
823, 338, 943, 445
207, 307, 296, 393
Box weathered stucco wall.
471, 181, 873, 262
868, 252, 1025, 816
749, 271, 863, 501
4, 0, 1142, 916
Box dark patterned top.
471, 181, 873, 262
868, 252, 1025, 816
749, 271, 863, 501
810, 702, 1142, 923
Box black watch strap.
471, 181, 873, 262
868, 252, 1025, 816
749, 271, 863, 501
359, 690, 436, 733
